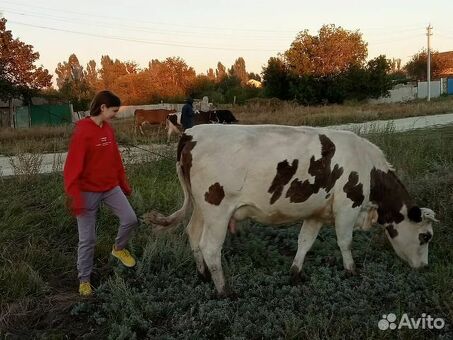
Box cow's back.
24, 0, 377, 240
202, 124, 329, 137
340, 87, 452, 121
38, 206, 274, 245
183, 124, 390, 223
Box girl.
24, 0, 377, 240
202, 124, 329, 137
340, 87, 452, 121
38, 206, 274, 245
64, 90, 138, 296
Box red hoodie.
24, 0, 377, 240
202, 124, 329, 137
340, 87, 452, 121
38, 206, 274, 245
64, 117, 131, 215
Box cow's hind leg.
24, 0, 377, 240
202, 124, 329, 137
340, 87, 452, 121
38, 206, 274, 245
186, 207, 209, 281
335, 209, 360, 274
199, 215, 230, 297
290, 219, 323, 283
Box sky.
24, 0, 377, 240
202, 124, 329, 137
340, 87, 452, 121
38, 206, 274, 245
1, 0, 453, 80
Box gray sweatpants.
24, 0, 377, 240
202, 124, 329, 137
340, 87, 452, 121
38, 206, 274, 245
76, 186, 138, 282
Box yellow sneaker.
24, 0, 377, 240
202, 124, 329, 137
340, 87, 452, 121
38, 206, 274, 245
79, 281, 93, 296
111, 246, 136, 267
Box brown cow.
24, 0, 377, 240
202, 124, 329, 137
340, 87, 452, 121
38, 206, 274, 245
134, 109, 176, 135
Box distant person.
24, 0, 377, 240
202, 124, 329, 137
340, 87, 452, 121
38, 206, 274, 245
64, 90, 138, 297
200, 96, 210, 112
181, 97, 195, 130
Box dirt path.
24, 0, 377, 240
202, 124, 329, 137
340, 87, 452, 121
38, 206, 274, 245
0, 143, 175, 177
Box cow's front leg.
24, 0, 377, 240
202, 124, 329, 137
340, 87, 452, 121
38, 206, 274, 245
290, 219, 323, 283
335, 210, 359, 274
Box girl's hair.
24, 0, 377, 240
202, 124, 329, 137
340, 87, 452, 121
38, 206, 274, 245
89, 90, 121, 116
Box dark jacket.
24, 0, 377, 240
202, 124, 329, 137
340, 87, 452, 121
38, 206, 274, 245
181, 103, 195, 130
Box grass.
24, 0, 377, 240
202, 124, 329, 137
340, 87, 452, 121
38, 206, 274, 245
0, 124, 452, 338
1, 96, 453, 155
235, 96, 453, 127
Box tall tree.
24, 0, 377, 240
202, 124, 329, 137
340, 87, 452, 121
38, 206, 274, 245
285, 24, 368, 77
55, 54, 93, 110
404, 49, 448, 81
216, 62, 227, 82
206, 68, 216, 81
229, 57, 248, 84
366, 55, 392, 98
55, 54, 84, 89
85, 59, 100, 91
144, 57, 196, 101
0, 18, 52, 125
262, 57, 292, 99
99, 56, 134, 90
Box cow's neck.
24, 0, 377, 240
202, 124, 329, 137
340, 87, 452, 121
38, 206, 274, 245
369, 168, 414, 225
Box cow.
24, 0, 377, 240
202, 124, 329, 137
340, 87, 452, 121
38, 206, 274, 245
144, 124, 438, 297
134, 109, 176, 135
166, 112, 182, 142
212, 109, 238, 124
166, 109, 238, 142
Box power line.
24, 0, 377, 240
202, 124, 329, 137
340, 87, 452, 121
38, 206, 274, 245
8, 20, 285, 52
0, 0, 431, 35
0, 0, 299, 34
1, 8, 296, 41
367, 34, 425, 45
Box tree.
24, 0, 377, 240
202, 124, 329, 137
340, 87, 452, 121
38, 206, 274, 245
85, 60, 100, 91
142, 57, 196, 102
99, 55, 134, 90
55, 54, 84, 89
206, 68, 216, 81
262, 57, 292, 99
216, 62, 227, 82
229, 57, 248, 84
285, 24, 368, 77
366, 55, 392, 98
0, 18, 52, 125
248, 72, 261, 82
404, 49, 448, 81
55, 54, 93, 110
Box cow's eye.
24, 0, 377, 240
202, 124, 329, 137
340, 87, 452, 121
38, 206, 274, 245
418, 232, 432, 245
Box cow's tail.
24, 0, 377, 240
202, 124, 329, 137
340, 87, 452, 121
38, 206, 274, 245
142, 162, 192, 231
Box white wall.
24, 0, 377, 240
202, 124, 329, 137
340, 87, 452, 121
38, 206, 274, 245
417, 80, 441, 99
369, 84, 417, 104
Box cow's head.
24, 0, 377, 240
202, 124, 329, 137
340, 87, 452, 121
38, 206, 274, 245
384, 206, 438, 268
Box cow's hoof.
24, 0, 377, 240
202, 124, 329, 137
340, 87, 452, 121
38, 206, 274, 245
290, 265, 308, 285
216, 286, 238, 300
344, 267, 358, 277
197, 270, 211, 283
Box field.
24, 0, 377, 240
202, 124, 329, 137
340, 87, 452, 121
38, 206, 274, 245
0, 103, 452, 338
1, 95, 453, 156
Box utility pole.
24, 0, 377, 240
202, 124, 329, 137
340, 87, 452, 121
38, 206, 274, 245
427, 24, 433, 102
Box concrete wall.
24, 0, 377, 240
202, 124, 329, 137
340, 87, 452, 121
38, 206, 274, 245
369, 84, 417, 104
417, 80, 441, 99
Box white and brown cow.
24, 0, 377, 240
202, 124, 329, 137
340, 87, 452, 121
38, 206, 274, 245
145, 124, 438, 296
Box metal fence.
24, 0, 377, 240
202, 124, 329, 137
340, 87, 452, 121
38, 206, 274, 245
13, 104, 73, 128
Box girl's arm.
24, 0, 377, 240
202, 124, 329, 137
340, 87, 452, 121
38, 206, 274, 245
63, 127, 86, 215
114, 140, 132, 196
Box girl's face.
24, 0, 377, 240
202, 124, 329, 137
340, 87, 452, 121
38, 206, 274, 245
100, 104, 119, 121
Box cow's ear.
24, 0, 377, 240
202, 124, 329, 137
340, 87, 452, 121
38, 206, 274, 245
408, 206, 422, 223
